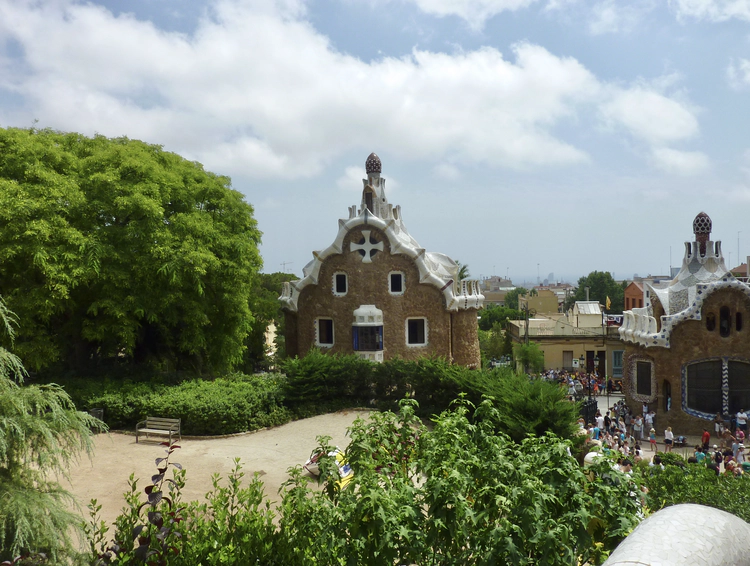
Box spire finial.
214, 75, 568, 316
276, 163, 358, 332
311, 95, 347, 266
693, 212, 712, 256
365, 153, 381, 175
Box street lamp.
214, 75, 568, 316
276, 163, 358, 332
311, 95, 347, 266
580, 353, 594, 425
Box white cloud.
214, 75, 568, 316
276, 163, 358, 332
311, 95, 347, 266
727, 58, 750, 89
599, 85, 699, 145
671, 0, 750, 22
337, 166, 368, 191
405, 0, 540, 29
0, 0, 705, 180
651, 147, 710, 175
588, 0, 655, 34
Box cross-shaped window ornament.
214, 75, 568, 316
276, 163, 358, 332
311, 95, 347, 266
350, 230, 383, 263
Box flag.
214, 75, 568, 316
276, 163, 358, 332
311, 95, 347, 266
606, 296, 611, 310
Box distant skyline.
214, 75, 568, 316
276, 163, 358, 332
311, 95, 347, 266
2, 0, 750, 284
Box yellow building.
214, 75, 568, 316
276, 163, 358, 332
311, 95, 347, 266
507, 301, 624, 377
518, 289, 559, 315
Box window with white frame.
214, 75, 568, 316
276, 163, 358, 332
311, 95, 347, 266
406, 318, 427, 346
316, 318, 334, 347
333, 272, 348, 296
389, 271, 405, 295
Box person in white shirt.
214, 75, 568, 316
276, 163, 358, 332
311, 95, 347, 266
664, 427, 674, 452
736, 409, 748, 433
595, 412, 605, 430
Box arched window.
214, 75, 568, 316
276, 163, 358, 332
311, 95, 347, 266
706, 313, 716, 331
720, 306, 731, 337
737, 312, 743, 332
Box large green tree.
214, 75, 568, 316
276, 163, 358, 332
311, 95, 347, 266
0, 127, 262, 374
564, 271, 624, 314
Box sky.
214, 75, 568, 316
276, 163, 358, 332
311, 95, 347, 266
1, 0, 750, 285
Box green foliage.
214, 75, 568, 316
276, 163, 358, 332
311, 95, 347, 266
90, 441, 187, 565
63, 373, 291, 435
455, 260, 470, 280
513, 342, 545, 374
0, 126, 262, 374
243, 271, 297, 371
503, 287, 528, 310
180, 461, 277, 565
477, 304, 524, 331
644, 462, 750, 521
89, 399, 641, 565
0, 298, 104, 562
564, 271, 624, 313
282, 351, 579, 443
478, 325, 507, 362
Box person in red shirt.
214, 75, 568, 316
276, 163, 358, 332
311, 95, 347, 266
701, 428, 711, 451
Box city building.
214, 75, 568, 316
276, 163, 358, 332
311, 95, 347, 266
624, 281, 644, 311
519, 289, 559, 315
279, 153, 484, 367
479, 276, 515, 306
506, 300, 624, 376
619, 212, 750, 434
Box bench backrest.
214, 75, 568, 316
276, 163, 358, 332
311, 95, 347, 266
145, 417, 181, 430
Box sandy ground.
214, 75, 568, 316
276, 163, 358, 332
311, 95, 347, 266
63, 409, 372, 527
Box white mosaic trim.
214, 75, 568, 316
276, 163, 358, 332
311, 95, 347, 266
604, 504, 750, 566
620, 277, 749, 349
280, 173, 484, 313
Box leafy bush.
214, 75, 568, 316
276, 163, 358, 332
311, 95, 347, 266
644, 462, 750, 521
282, 351, 579, 442
87, 399, 642, 566
45, 351, 578, 440
45, 373, 291, 436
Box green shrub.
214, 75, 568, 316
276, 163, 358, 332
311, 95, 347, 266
282, 352, 579, 442
644, 461, 750, 521
89, 399, 641, 566
46, 373, 291, 436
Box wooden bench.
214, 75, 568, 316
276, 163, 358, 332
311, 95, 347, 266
135, 417, 181, 444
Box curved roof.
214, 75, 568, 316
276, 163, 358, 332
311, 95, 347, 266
280, 156, 483, 313
280, 205, 484, 312
619, 213, 738, 348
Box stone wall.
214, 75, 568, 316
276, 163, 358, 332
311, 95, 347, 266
289, 226, 479, 365
623, 286, 750, 435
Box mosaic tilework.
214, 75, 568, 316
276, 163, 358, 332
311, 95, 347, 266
604, 504, 750, 566
618, 218, 750, 349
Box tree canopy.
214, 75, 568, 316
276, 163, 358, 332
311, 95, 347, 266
478, 304, 524, 331
0, 127, 262, 374
503, 287, 528, 310
563, 271, 624, 314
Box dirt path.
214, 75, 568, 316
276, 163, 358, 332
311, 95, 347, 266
64, 409, 372, 527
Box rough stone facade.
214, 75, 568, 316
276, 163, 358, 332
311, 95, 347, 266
281, 153, 483, 367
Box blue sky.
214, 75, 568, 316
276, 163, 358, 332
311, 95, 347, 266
1, 0, 750, 285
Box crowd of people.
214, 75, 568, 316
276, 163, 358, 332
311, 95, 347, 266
581, 400, 657, 462
689, 411, 750, 476
541, 369, 622, 398
582, 402, 750, 477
